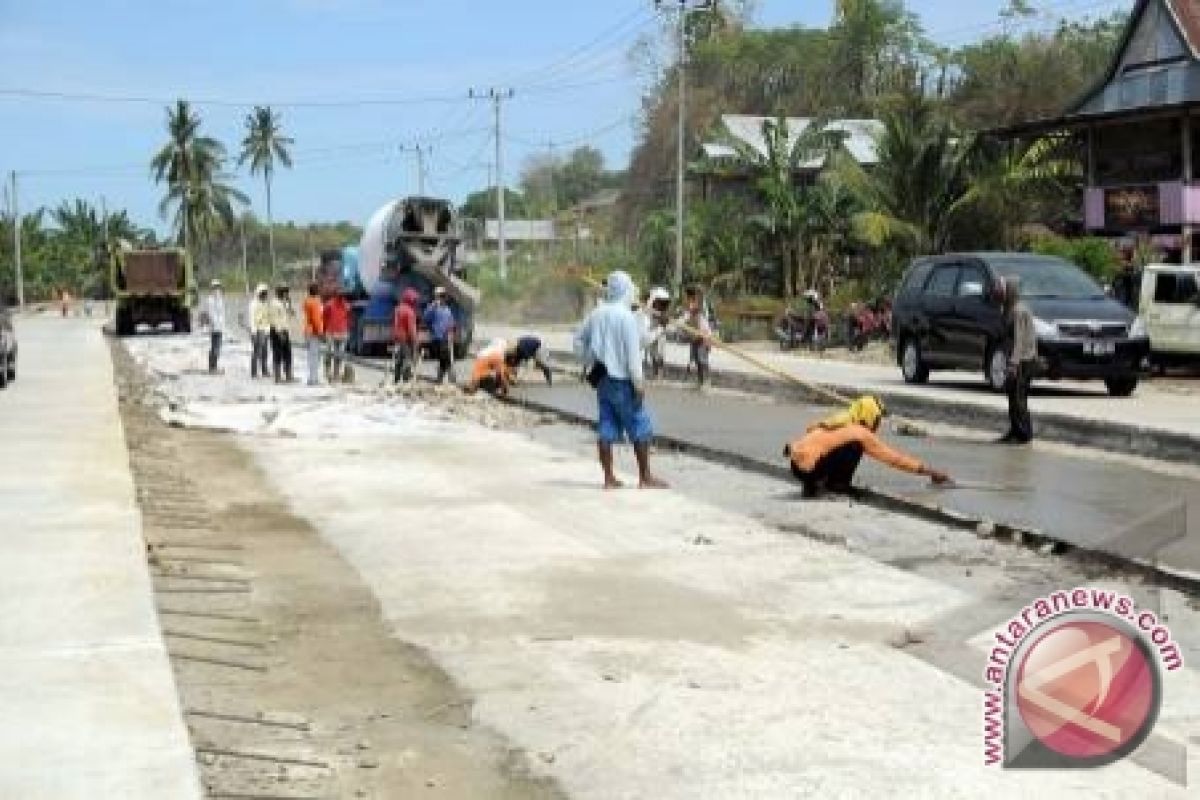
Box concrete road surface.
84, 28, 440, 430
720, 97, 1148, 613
514, 382, 1200, 580
0, 316, 199, 798
481, 324, 1200, 440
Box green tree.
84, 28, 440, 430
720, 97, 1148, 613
838, 94, 980, 255
151, 100, 246, 264
239, 105, 294, 280
724, 116, 840, 298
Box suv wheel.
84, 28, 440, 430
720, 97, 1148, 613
1105, 376, 1138, 397
900, 338, 929, 384
985, 346, 1008, 393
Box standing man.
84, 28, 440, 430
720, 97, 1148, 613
203, 279, 226, 374
302, 282, 324, 386
392, 288, 420, 385
269, 283, 295, 383
574, 270, 668, 490
679, 286, 713, 388
641, 287, 671, 380
248, 283, 272, 379
423, 286, 457, 384
999, 276, 1037, 445
323, 289, 351, 383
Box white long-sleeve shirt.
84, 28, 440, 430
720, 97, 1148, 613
205, 292, 226, 333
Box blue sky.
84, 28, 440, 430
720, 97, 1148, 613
0, 0, 1132, 232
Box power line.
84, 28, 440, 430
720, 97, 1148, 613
506, 113, 638, 150
503, 5, 653, 88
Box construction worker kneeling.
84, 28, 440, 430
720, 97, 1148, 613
465, 340, 513, 398
784, 396, 951, 498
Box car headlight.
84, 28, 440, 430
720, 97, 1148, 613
1129, 317, 1148, 339
1033, 317, 1058, 339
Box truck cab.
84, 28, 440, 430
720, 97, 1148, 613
1139, 264, 1200, 364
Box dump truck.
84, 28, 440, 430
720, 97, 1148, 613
109, 245, 196, 336
318, 197, 479, 358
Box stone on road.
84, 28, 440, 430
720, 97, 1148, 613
0, 316, 200, 798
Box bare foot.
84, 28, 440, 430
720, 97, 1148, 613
603, 477, 625, 491
639, 476, 669, 490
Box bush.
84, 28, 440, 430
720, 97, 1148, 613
1030, 235, 1120, 282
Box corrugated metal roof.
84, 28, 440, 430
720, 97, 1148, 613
703, 115, 884, 169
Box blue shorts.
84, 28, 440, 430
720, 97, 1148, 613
596, 376, 654, 445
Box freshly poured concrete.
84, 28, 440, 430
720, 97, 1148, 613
518, 383, 1200, 577
0, 316, 200, 798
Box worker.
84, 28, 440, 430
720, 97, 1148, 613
302, 282, 324, 386
784, 395, 950, 498
574, 270, 668, 490
203, 279, 226, 374
248, 284, 272, 379
505, 335, 553, 386
641, 287, 671, 380
466, 338, 512, 396
679, 286, 713, 388
423, 286, 457, 384
999, 277, 1037, 445
268, 283, 295, 383
323, 289, 351, 383
392, 288, 420, 385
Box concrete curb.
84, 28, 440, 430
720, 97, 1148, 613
546, 348, 1200, 467
506, 390, 1200, 595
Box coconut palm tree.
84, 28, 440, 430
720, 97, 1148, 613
239, 105, 294, 280
151, 100, 246, 259
723, 116, 842, 298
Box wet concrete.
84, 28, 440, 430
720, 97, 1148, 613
515, 383, 1200, 579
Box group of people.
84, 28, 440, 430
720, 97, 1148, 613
634, 283, 714, 388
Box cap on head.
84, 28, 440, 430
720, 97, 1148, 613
210, 279, 222, 289
255, 283, 269, 295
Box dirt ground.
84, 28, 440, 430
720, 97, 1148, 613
111, 342, 562, 800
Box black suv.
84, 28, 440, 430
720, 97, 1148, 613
892, 253, 1150, 397
0, 305, 16, 389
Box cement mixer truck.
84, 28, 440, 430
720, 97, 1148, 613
317, 197, 478, 358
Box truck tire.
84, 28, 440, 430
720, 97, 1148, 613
1105, 376, 1138, 397
116, 306, 135, 337
173, 308, 192, 334
454, 331, 473, 361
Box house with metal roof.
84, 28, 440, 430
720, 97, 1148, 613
998, 0, 1200, 263
694, 114, 884, 203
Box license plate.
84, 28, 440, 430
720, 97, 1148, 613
1084, 341, 1116, 356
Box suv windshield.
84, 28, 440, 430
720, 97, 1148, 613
989, 257, 1105, 300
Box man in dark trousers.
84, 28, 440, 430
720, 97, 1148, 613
392, 288, 420, 384
423, 286, 457, 384
999, 277, 1038, 444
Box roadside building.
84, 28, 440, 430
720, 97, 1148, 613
996, 0, 1200, 264
694, 114, 884, 204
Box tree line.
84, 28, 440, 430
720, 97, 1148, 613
619, 0, 1128, 301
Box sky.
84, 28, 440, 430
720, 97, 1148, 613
0, 0, 1133, 233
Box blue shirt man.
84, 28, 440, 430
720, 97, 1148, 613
423, 287, 457, 384
574, 271, 667, 490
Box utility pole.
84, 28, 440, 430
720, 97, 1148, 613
10, 171, 23, 311
655, 0, 713, 298
471, 88, 514, 281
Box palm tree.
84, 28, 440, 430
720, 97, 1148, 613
151, 100, 246, 259
835, 93, 979, 255
724, 116, 841, 298
239, 106, 294, 280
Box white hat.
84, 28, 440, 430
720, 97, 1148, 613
650, 287, 670, 303
210, 279, 222, 288
255, 283, 269, 294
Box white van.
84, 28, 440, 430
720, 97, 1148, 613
1139, 264, 1200, 365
